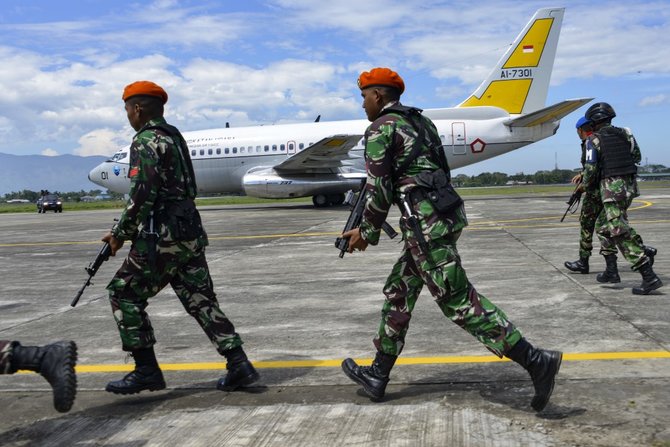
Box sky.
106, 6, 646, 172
0, 0, 668, 176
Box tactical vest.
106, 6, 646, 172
378, 104, 451, 180
596, 126, 637, 178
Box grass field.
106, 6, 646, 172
2, 181, 669, 214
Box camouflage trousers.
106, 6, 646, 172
578, 190, 604, 259
375, 231, 523, 358
0, 340, 14, 374
107, 237, 242, 353
595, 196, 647, 270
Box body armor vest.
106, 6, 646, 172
596, 126, 637, 178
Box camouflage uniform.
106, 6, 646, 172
582, 125, 647, 269
0, 340, 12, 374
577, 137, 606, 259
107, 117, 242, 354
359, 102, 522, 358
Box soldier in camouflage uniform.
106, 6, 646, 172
340, 68, 562, 412
565, 116, 603, 274
0, 340, 77, 412
582, 102, 662, 294
103, 81, 259, 395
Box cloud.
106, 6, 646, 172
639, 94, 667, 106
41, 148, 59, 156
73, 128, 130, 157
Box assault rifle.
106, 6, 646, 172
560, 182, 583, 222
71, 223, 116, 307
335, 179, 398, 257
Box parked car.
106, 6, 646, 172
37, 194, 63, 213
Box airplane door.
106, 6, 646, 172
451, 122, 467, 155
287, 140, 297, 155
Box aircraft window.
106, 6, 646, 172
108, 151, 128, 162
272, 144, 277, 151
299, 143, 304, 150
208, 149, 213, 155
225, 148, 230, 154
248, 146, 253, 152
264, 145, 269, 152
233, 147, 238, 154
440, 135, 446, 142
199, 149, 204, 156
280, 144, 286, 151
256, 145, 261, 152
216, 148, 221, 154
240, 147, 245, 153
191, 150, 196, 156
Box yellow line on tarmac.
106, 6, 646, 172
60, 351, 670, 374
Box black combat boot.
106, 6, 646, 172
596, 254, 620, 283
506, 338, 562, 412
11, 341, 78, 413
632, 263, 663, 295
644, 246, 657, 267
217, 346, 259, 391
341, 351, 397, 401
105, 347, 166, 395
564, 257, 589, 274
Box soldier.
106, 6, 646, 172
0, 340, 77, 412
103, 81, 259, 395
582, 102, 662, 294
565, 116, 602, 274
340, 67, 562, 412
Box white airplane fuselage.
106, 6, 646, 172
89, 107, 558, 198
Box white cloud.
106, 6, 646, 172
73, 128, 130, 157
41, 148, 59, 156
639, 94, 667, 106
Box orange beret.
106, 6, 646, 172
357, 67, 405, 94
122, 80, 168, 104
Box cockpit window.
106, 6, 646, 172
107, 151, 128, 162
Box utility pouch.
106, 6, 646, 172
414, 169, 463, 213
166, 202, 204, 241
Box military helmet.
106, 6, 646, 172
585, 102, 616, 124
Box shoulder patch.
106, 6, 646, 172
585, 139, 597, 164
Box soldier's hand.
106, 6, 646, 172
571, 173, 582, 184
102, 232, 124, 256
342, 228, 368, 253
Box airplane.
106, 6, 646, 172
88, 7, 592, 207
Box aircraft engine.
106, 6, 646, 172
242, 168, 363, 206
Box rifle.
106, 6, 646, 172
560, 182, 583, 222
335, 179, 398, 257
71, 224, 116, 307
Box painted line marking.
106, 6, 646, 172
15, 351, 670, 374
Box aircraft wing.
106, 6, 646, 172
274, 134, 364, 174
504, 98, 593, 127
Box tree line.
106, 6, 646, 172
2, 189, 125, 203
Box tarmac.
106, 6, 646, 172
0, 187, 668, 447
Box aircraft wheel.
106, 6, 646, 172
312, 194, 329, 207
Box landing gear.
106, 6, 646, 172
312, 193, 345, 207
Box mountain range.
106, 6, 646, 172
0, 152, 107, 196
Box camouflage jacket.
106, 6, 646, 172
359, 102, 467, 245
582, 124, 641, 202
112, 117, 203, 242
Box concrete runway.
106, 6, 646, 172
0, 189, 668, 447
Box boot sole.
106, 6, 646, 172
105, 381, 166, 395
596, 277, 621, 284
531, 351, 562, 412
341, 361, 384, 401
217, 371, 260, 391
53, 341, 78, 413
632, 279, 663, 295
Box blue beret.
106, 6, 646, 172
575, 116, 590, 129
